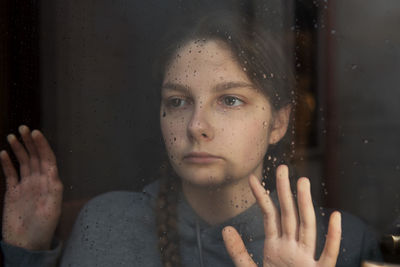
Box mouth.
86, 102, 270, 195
183, 152, 222, 164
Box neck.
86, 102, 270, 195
181, 175, 259, 225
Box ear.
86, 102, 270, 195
268, 104, 291, 145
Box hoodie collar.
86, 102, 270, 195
143, 179, 278, 242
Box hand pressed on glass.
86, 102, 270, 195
222, 165, 342, 267
0, 125, 63, 251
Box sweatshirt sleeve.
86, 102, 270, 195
1, 239, 62, 267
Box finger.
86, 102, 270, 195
297, 177, 316, 251
222, 226, 257, 267
19, 125, 41, 175
7, 134, 30, 177
0, 150, 18, 189
276, 165, 299, 239
319, 211, 341, 266
249, 175, 281, 239
361, 261, 385, 267
31, 129, 58, 179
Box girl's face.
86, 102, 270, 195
160, 40, 289, 187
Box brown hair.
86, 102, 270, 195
156, 162, 181, 267
155, 10, 295, 266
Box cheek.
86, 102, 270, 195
160, 112, 188, 152
225, 118, 270, 161
245, 123, 269, 156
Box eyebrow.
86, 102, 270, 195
162, 81, 255, 93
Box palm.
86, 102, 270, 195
262, 240, 320, 266
1, 126, 63, 250
223, 165, 341, 267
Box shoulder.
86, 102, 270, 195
316, 208, 377, 244
317, 208, 372, 240
69, 190, 156, 240
81, 190, 153, 218
61, 182, 162, 266
315, 208, 383, 266
79, 180, 160, 221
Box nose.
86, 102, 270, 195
187, 105, 214, 142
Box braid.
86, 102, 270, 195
156, 161, 182, 267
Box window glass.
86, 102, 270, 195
1, 0, 399, 265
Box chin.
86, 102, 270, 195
176, 168, 238, 188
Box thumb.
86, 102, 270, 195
222, 226, 257, 267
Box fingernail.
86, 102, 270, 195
7, 134, 15, 142
31, 130, 39, 137
18, 125, 28, 133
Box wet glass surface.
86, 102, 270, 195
1, 0, 399, 265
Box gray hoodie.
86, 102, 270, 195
1, 180, 382, 266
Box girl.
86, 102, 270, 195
0, 11, 382, 267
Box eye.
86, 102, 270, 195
220, 96, 244, 107
167, 97, 188, 108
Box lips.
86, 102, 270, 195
183, 152, 222, 164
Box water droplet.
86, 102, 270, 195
351, 64, 358, 70
331, 29, 336, 35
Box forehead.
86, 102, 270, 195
163, 40, 252, 89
